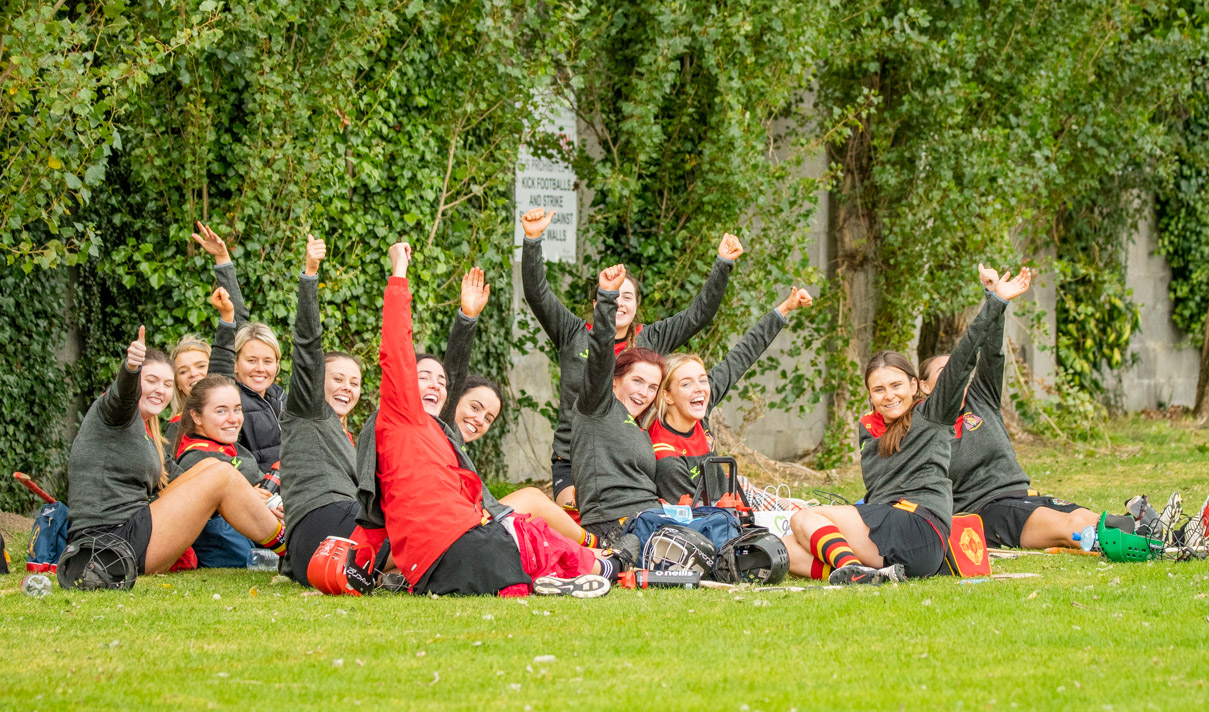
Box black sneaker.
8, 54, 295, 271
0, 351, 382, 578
532, 574, 611, 598
828, 563, 899, 586
1125, 495, 1160, 538
600, 533, 641, 571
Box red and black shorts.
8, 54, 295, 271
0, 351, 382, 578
977, 495, 1087, 548
856, 502, 948, 578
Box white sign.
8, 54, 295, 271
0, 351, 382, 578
514, 97, 577, 263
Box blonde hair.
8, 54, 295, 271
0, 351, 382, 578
653, 353, 706, 427
234, 322, 282, 360
142, 348, 174, 490
169, 333, 212, 417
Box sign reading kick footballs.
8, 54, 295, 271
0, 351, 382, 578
514, 95, 578, 264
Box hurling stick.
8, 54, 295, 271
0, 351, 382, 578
13, 472, 56, 504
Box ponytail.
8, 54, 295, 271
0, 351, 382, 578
173, 374, 240, 461
863, 350, 923, 458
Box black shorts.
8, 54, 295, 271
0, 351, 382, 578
582, 520, 626, 546
74, 505, 153, 575
856, 503, 946, 578
413, 522, 528, 596
551, 456, 573, 497
978, 495, 1086, 548
286, 500, 360, 587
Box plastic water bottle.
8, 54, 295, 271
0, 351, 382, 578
21, 574, 53, 597
247, 549, 280, 571
1073, 525, 1098, 552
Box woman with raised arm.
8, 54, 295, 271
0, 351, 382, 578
194, 222, 286, 473
650, 287, 811, 503
521, 208, 742, 507
369, 243, 618, 597
571, 264, 667, 544
788, 268, 1032, 584
66, 328, 287, 576
277, 236, 367, 585
918, 266, 1098, 550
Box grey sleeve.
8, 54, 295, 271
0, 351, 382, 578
967, 305, 1007, 410
209, 318, 237, 377
640, 257, 733, 353
576, 289, 620, 417
521, 238, 586, 348
213, 262, 251, 327
706, 309, 787, 412
920, 291, 1008, 425
439, 310, 478, 424
285, 274, 324, 419
97, 361, 143, 428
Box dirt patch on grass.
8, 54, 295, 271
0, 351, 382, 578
0, 511, 33, 540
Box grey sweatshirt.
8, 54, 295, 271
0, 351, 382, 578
652, 309, 787, 501
67, 363, 164, 535
174, 437, 262, 485
858, 291, 1009, 529
522, 237, 733, 463
279, 274, 359, 546
948, 307, 1033, 513
571, 289, 661, 526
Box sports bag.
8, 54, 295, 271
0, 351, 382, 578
27, 501, 69, 573
622, 505, 741, 558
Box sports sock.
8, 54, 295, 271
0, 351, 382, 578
809, 525, 860, 571
597, 556, 619, 583
258, 522, 287, 555
808, 557, 832, 581
579, 529, 598, 548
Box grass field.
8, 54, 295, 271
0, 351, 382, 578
2, 416, 1207, 711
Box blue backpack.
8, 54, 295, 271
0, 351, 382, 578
27, 502, 69, 573
622, 505, 742, 557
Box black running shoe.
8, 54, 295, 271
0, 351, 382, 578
603, 533, 641, 571
532, 574, 611, 598
828, 563, 900, 586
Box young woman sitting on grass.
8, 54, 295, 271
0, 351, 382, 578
788, 266, 1032, 584
166, 334, 211, 443
193, 221, 286, 473
570, 264, 667, 544
276, 235, 367, 586
521, 207, 742, 508
172, 374, 281, 567
365, 242, 622, 597
66, 327, 287, 576
918, 266, 1099, 550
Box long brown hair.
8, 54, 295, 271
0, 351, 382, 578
863, 350, 922, 457
173, 374, 241, 457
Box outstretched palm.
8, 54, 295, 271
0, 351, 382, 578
192, 221, 230, 264
995, 268, 1032, 301
460, 267, 491, 318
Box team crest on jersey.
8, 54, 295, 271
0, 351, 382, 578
689, 465, 701, 480
579, 349, 589, 359
624, 414, 639, 428
1049, 497, 1072, 507
962, 413, 984, 432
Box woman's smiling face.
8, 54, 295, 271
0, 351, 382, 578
866, 366, 918, 424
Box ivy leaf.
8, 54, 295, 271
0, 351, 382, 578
84, 164, 107, 186
64, 173, 83, 191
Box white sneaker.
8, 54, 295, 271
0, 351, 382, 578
1157, 492, 1183, 547
532, 574, 611, 598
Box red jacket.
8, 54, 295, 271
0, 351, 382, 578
375, 276, 486, 586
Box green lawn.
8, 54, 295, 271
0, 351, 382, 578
2, 416, 1208, 711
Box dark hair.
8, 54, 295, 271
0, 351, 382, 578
614, 348, 665, 426
458, 373, 504, 410
918, 354, 948, 384
415, 352, 443, 367
589, 274, 644, 352
325, 350, 362, 370
173, 374, 240, 456
863, 350, 922, 457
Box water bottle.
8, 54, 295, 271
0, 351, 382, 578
247, 548, 280, 571
1073, 525, 1098, 552
20, 574, 53, 597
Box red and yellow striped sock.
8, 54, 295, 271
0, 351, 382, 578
258, 521, 287, 555
578, 529, 598, 548
808, 557, 833, 581
809, 524, 859, 571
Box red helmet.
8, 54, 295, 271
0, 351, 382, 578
307, 536, 377, 596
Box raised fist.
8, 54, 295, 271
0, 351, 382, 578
126, 325, 147, 371
209, 287, 235, 323
389, 243, 412, 278
521, 208, 556, 239
717, 233, 744, 262
304, 235, 327, 276
599, 264, 627, 292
